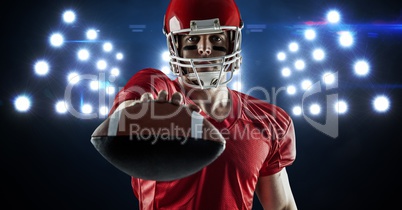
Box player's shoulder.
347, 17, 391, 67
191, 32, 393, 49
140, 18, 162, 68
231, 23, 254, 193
234, 90, 290, 116
133, 67, 168, 78
232, 90, 292, 133
125, 68, 172, 86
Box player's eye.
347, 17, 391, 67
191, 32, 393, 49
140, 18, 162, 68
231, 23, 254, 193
186, 36, 199, 43
210, 35, 223, 43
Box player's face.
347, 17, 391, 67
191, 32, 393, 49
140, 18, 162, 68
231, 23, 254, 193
179, 32, 230, 73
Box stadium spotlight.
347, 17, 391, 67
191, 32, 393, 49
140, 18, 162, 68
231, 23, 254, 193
14, 95, 31, 112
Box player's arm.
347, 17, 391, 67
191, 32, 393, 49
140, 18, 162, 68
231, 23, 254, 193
255, 168, 297, 210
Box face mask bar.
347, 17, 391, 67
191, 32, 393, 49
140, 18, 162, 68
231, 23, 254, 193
171, 52, 239, 89
165, 19, 243, 89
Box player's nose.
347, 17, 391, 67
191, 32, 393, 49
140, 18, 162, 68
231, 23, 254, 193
197, 37, 212, 56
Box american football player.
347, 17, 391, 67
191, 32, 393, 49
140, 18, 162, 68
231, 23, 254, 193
108, 0, 298, 209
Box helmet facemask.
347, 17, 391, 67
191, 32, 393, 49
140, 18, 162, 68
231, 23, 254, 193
166, 18, 242, 89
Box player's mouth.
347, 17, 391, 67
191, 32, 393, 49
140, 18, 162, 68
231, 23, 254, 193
193, 61, 222, 72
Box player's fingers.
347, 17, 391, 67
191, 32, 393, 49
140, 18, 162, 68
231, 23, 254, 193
188, 104, 201, 113
140, 92, 154, 102
171, 92, 183, 105
156, 90, 168, 102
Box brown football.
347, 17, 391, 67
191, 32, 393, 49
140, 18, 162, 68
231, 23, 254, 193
90, 101, 225, 181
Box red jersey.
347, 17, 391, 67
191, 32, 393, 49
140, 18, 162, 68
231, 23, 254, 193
109, 68, 296, 210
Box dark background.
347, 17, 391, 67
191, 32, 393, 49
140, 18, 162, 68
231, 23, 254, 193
1, 0, 401, 209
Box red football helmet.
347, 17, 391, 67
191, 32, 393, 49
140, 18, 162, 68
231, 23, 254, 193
163, 0, 243, 89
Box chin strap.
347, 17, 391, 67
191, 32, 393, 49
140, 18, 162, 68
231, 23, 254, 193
184, 71, 227, 89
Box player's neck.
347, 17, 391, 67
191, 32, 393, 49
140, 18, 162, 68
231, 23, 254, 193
185, 86, 232, 122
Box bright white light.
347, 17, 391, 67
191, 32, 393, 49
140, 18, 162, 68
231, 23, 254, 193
287, 85, 296, 95
106, 86, 115, 95
232, 81, 242, 91
49, 33, 64, 47
339, 31, 354, 47
373, 95, 390, 113
233, 69, 240, 75
301, 79, 313, 90
289, 42, 299, 52
67, 72, 80, 84
81, 104, 93, 114
322, 72, 336, 85
277, 52, 286, 61
14, 95, 31, 112
162, 51, 170, 61
110, 68, 120, 76
304, 29, 316, 40
161, 66, 171, 75
86, 29, 98, 40
292, 106, 302, 116
89, 80, 99, 90
99, 106, 109, 116
294, 59, 305, 71
77, 49, 90, 61
55, 100, 68, 114
335, 100, 348, 114
312, 48, 325, 61
34, 60, 49, 76
309, 103, 321, 115
62, 10, 76, 23
354, 60, 370, 76
96, 59, 107, 70
103, 42, 113, 52
116, 52, 123, 60
281, 67, 291, 77
327, 10, 341, 23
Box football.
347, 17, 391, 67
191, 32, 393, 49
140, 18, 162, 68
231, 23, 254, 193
90, 101, 226, 181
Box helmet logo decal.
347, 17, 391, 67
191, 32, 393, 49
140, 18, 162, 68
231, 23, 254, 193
169, 16, 181, 32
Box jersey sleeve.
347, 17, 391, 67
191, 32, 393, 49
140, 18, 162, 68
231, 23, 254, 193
108, 68, 172, 115
259, 118, 296, 177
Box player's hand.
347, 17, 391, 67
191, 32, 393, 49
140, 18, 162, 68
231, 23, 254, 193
140, 90, 201, 113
